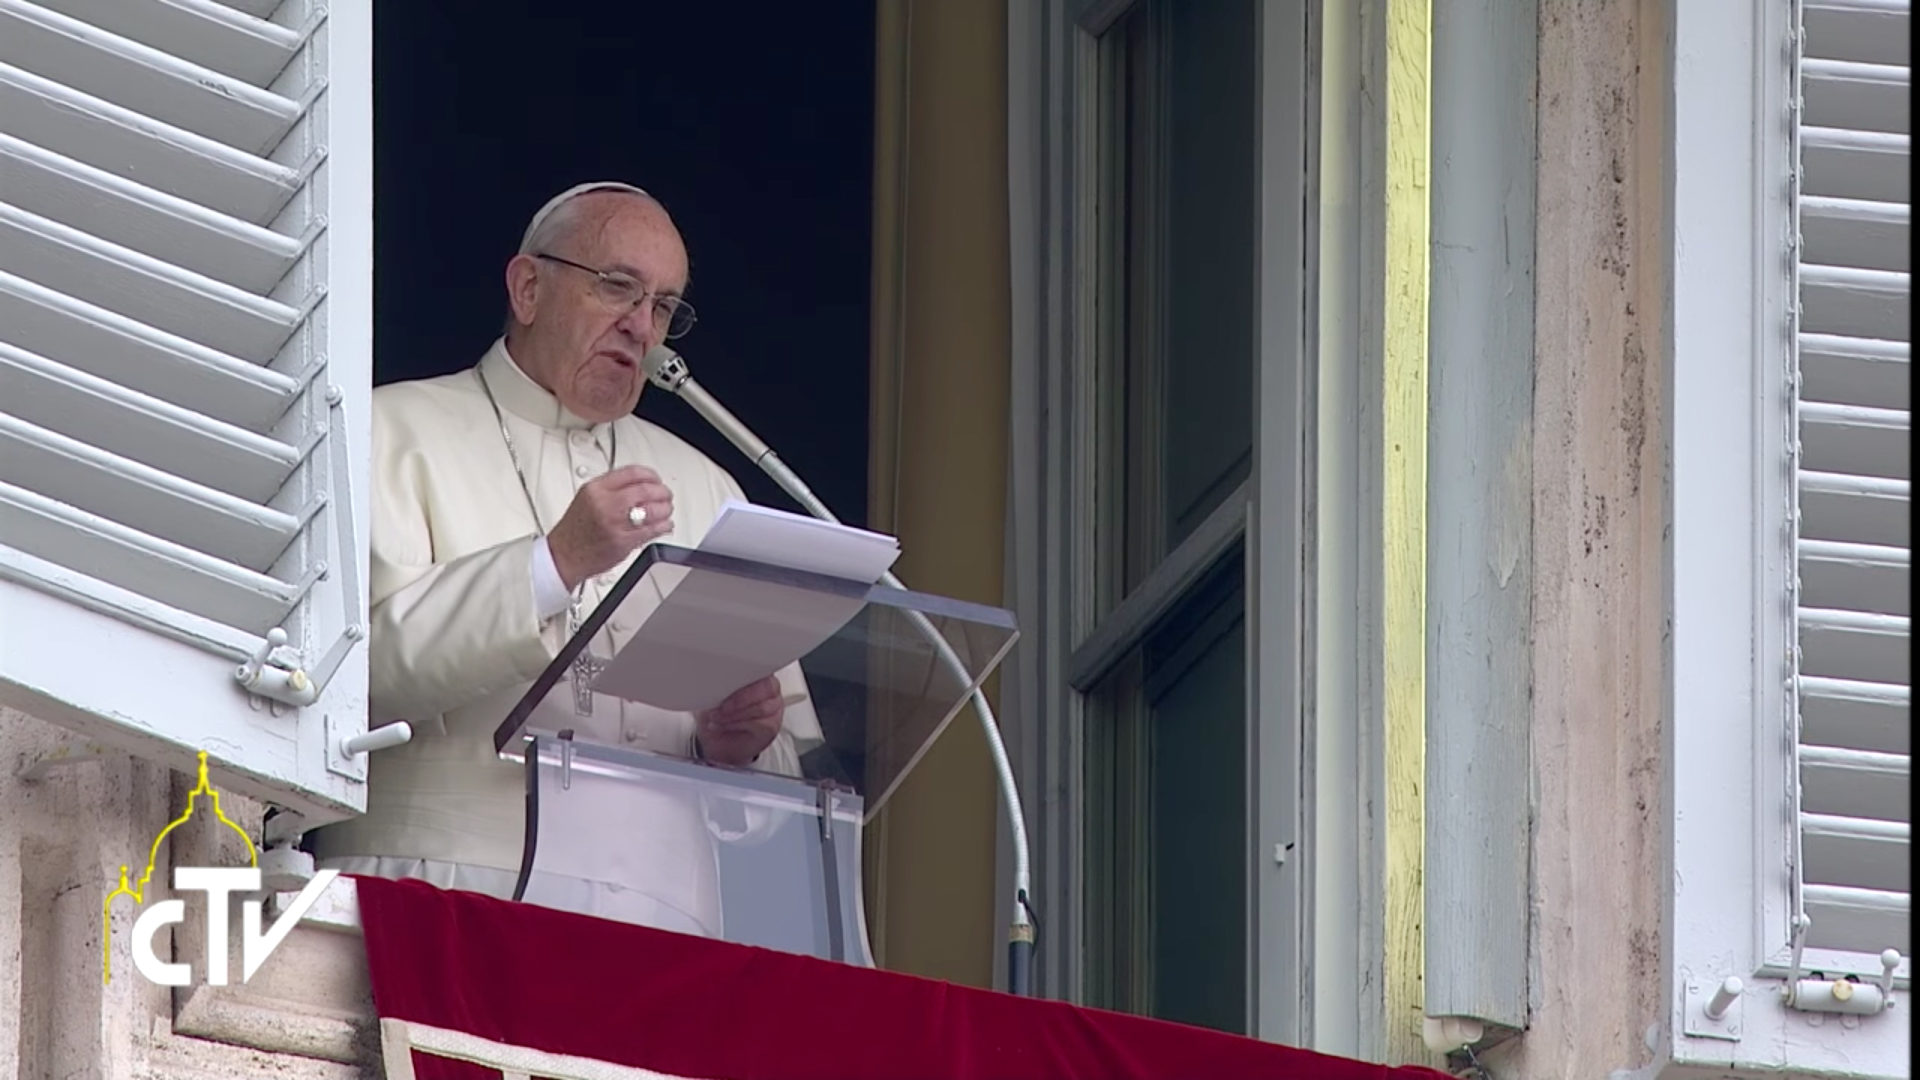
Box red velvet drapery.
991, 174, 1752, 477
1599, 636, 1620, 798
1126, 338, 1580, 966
354, 875, 1454, 1080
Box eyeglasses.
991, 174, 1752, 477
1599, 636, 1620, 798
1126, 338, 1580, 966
534, 253, 699, 339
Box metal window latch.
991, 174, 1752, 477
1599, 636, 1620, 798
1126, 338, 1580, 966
1781, 914, 1902, 1022
236, 624, 366, 710
236, 628, 319, 708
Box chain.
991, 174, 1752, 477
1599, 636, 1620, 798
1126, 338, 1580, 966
474, 365, 617, 628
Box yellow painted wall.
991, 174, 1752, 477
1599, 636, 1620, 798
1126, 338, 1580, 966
1382, 0, 1431, 1064
863, 0, 1011, 988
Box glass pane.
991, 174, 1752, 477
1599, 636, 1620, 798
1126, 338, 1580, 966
520, 735, 871, 966
1143, 556, 1247, 1033
1084, 548, 1247, 1033
1106, 0, 1259, 596
492, 544, 1020, 824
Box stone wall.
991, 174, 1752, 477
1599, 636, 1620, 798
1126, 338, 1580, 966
1476, 0, 1673, 1077
0, 706, 377, 1080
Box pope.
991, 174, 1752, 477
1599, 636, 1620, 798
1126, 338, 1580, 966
310, 182, 822, 934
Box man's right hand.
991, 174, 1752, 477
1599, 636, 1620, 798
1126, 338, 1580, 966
546, 465, 675, 591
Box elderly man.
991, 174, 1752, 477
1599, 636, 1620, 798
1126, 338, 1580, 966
311, 182, 821, 935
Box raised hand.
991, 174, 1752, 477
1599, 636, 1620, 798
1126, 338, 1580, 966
546, 465, 675, 590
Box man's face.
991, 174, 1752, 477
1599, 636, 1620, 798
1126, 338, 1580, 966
507, 195, 691, 423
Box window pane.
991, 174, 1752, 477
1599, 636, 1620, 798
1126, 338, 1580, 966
1106, 0, 1259, 596
1084, 549, 1247, 1033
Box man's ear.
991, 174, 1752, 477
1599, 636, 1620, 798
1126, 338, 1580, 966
504, 254, 541, 327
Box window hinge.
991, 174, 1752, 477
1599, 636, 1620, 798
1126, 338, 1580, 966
1781, 914, 1902, 1024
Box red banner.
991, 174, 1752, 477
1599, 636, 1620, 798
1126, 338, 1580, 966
354, 874, 1453, 1080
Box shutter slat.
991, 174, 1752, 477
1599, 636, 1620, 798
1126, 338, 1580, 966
0, 201, 302, 362
1800, 199, 1909, 274
206, 0, 280, 19
33, 0, 302, 88
1793, 0, 1911, 961
1800, 468, 1911, 499
0, 480, 302, 633
1798, 263, 1910, 343
1804, 0, 1912, 69
1803, 811, 1911, 843
1799, 608, 1911, 685
0, 269, 296, 432
0, 340, 299, 503
0, 62, 298, 225
1802, 745, 1910, 825
1800, 58, 1909, 136
1801, 194, 1910, 226
1803, 884, 1910, 956
1800, 539, 1910, 616
1799, 333, 1909, 409
0, 413, 304, 572
0, 130, 303, 292
1801, 126, 1909, 204
1799, 675, 1909, 758
1799, 399, 1910, 482
1798, 470, 1909, 552
0, 0, 302, 156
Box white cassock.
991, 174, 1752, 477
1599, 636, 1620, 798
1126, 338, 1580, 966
310, 338, 824, 937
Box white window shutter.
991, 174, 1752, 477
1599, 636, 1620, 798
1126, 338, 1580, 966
0, 0, 372, 820
1792, 0, 1910, 962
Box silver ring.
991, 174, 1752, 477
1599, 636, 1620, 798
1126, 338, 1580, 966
627, 505, 648, 528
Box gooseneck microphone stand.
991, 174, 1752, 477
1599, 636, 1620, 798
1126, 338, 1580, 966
642, 345, 1036, 996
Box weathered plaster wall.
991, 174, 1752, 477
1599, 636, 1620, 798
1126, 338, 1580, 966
1478, 0, 1671, 1076
0, 706, 376, 1079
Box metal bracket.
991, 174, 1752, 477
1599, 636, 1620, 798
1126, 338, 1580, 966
308, 624, 365, 693
1684, 975, 1745, 1041
325, 715, 412, 782
324, 712, 365, 781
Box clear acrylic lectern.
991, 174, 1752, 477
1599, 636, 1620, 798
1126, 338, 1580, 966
491, 544, 1018, 966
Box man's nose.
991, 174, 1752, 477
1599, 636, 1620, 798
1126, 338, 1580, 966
614, 302, 659, 348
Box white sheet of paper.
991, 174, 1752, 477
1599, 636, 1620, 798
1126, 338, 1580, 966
697, 500, 901, 583
591, 502, 900, 711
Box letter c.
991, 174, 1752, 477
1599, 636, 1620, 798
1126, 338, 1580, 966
132, 900, 189, 986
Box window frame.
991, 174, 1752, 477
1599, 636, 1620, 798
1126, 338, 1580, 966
1666, 0, 1908, 1073
1001, 0, 1314, 1045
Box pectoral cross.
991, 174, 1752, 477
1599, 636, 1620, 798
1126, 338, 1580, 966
572, 649, 608, 717
566, 603, 608, 718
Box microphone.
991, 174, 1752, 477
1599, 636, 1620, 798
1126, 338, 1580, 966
642, 345, 1038, 995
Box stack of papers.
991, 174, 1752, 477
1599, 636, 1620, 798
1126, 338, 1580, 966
696, 500, 901, 585
590, 501, 901, 712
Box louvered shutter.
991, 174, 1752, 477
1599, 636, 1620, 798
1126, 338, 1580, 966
0, 0, 371, 817
1791, 0, 1910, 961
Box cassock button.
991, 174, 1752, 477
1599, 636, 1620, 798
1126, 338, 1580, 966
574, 464, 590, 479
622, 729, 640, 744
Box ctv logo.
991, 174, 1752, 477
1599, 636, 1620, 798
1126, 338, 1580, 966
101, 750, 337, 986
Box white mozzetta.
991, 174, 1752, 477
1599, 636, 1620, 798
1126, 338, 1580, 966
0, 0, 373, 821
1668, 0, 1909, 1076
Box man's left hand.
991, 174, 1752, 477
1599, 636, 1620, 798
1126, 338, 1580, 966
694, 676, 785, 766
